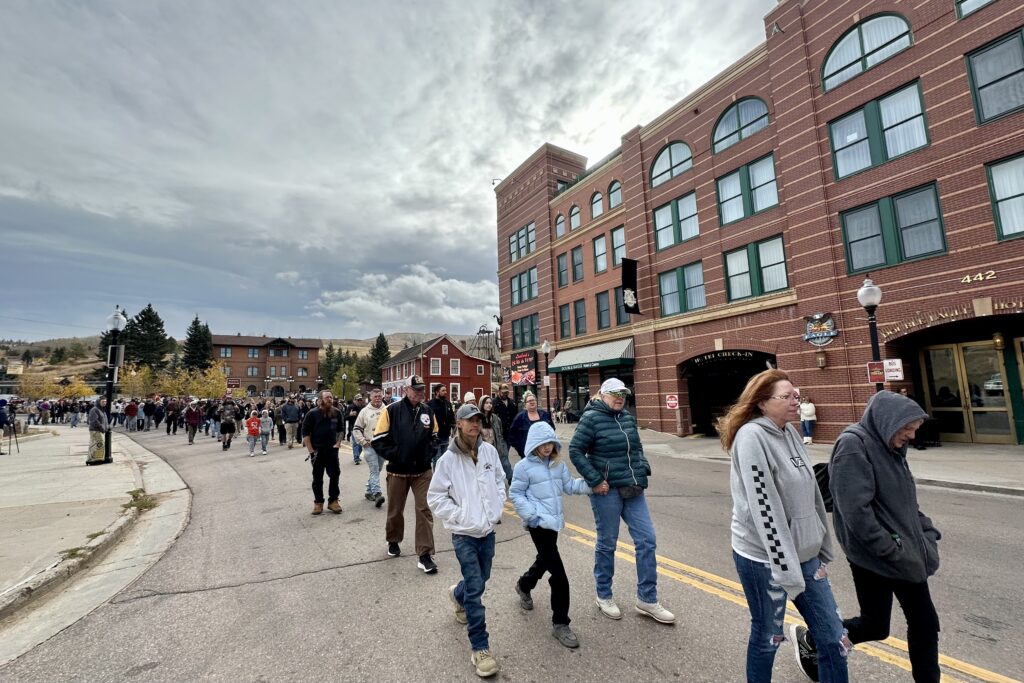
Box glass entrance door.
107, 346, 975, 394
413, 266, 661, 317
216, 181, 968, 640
921, 342, 1015, 444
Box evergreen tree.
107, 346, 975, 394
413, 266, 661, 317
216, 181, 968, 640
182, 315, 214, 371
21, 349, 33, 366
322, 343, 338, 385
366, 333, 391, 385
48, 347, 67, 364
68, 342, 88, 360
129, 304, 170, 369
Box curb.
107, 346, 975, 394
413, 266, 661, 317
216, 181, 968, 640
916, 478, 1024, 497
0, 504, 139, 622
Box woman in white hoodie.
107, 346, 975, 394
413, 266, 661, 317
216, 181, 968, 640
718, 369, 848, 683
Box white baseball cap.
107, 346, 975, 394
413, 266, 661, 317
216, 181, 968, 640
599, 378, 631, 395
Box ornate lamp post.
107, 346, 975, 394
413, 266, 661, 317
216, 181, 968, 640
541, 340, 551, 414
316, 375, 323, 391
103, 305, 128, 464
264, 376, 271, 398
857, 277, 884, 393
286, 375, 294, 396
341, 372, 348, 401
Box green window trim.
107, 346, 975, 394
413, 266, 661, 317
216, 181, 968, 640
716, 154, 779, 226
840, 183, 948, 274
966, 29, 1024, 125
658, 262, 707, 317
573, 299, 587, 335
559, 304, 571, 339
828, 81, 929, 180
653, 191, 699, 251
509, 222, 537, 263
593, 235, 608, 273
557, 253, 569, 287
596, 291, 611, 330
822, 14, 912, 92
509, 267, 539, 307
724, 236, 789, 302
611, 226, 626, 266
651, 141, 694, 187
511, 314, 541, 350
571, 246, 584, 282
608, 181, 623, 209
614, 286, 631, 325
956, 0, 995, 19
712, 98, 770, 154
986, 153, 1024, 240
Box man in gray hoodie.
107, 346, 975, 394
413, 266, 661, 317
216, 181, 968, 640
820, 391, 941, 683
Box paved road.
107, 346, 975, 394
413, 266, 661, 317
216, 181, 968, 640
2, 429, 1021, 682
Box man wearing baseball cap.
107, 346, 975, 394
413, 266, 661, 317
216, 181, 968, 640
372, 375, 440, 573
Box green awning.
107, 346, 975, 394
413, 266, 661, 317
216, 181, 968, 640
547, 338, 635, 373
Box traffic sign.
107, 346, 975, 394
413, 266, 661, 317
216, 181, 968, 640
666, 394, 679, 410
883, 358, 904, 381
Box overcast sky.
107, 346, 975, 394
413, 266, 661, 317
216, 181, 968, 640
1, 0, 775, 343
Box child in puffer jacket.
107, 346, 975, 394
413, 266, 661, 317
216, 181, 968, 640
509, 421, 591, 649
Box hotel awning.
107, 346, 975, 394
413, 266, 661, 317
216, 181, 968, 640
547, 338, 635, 373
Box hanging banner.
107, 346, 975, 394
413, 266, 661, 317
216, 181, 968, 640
621, 257, 641, 315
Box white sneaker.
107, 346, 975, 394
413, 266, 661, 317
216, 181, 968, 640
635, 600, 675, 624
595, 596, 622, 620
261, 450, 267, 455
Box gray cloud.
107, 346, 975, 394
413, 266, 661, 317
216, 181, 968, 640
0, 0, 775, 341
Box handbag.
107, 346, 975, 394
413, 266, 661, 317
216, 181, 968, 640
618, 485, 644, 499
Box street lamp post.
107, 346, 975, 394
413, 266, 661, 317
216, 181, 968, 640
316, 376, 323, 391
857, 277, 884, 393
341, 372, 348, 401
103, 305, 128, 464
264, 376, 271, 398
286, 375, 294, 397
541, 340, 551, 414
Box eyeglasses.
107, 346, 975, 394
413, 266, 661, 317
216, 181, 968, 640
770, 393, 801, 402
605, 391, 628, 398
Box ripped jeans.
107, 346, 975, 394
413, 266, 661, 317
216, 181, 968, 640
733, 552, 848, 683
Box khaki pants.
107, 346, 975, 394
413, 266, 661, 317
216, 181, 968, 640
385, 470, 434, 557
285, 422, 298, 446
88, 430, 105, 463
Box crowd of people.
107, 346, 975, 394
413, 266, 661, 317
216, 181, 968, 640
10, 370, 943, 681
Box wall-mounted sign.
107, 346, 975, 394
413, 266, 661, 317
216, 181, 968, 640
226, 378, 241, 388
505, 351, 537, 386
803, 312, 839, 347
666, 394, 679, 410
866, 361, 885, 384
688, 350, 756, 366
883, 359, 904, 381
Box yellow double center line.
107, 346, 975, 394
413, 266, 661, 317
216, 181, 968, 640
503, 504, 1020, 683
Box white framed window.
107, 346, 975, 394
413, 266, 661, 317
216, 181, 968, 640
430, 358, 441, 375
477, 364, 484, 375
450, 359, 461, 375
450, 383, 460, 400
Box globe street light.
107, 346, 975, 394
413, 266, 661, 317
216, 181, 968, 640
541, 340, 552, 414
857, 277, 884, 393
102, 305, 128, 464
286, 375, 294, 396
264, 376, 271, 398
341, 372, 348, 401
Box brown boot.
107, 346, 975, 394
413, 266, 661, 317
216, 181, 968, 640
327, 500, 342, 514
312, 502, 323, 515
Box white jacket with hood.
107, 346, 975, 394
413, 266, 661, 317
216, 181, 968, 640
427, 434, 507, 538
730, 416, 834, 599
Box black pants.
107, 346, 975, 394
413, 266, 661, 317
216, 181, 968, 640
166, 415, 178, 434
518, 526, 570, 625
311, 447, 341, 503
844, 561, 940, 683
278, 423, 286, 444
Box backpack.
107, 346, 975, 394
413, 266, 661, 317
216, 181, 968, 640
813, 463, 832, 513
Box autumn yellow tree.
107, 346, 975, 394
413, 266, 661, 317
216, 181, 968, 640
19, 371, 59, 400
119, 364, 156, 398
186, 365, 227, 399
156, 367, 190, 397
60, 376, 93, 400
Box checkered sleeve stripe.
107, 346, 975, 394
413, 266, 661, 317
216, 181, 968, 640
751, 464, 788, 572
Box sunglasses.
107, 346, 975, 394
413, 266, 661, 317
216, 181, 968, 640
605, 390, 628, 398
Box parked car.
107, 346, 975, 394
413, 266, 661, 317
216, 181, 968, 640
984, 373, 1003, 392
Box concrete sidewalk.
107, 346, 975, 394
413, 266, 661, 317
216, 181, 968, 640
551, 421, 1024, 496
0, 424, 183, 621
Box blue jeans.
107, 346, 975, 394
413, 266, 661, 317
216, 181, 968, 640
733, 552, 848, 683
260, 433, 270, 450
364, 446, 382, 495
589, 489, 658, 603
351, 434, 362, 462
432, 439, 450, 468
801, 420, 815, 438
452, 533, 495, 652
210, 419, 220, 438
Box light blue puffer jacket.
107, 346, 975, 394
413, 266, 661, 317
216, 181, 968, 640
509, 422, 591, 531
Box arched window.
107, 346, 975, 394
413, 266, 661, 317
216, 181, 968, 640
608, 181, 622, 208
591, 192, 604, 219
713, 99, 769, 153
823, 15, 911, 91
555, 214, 565, 237
651, 142, 693, 187
569, 205, 581, 230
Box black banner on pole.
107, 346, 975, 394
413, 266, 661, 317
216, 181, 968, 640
621, 258, 641, 315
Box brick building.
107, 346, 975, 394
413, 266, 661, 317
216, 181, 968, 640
380, 335, 495, 402
495, 0, 1024, 444
211, 334, 321, 397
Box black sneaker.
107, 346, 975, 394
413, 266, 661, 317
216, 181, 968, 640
789, 624, 820, 682
515, 580, 534, 611
387, 542, 401, 557
374, 493, 385, 508
417, 554, 438, 574
364, 492, 375, 501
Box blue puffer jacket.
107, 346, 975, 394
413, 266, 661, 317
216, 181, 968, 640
569, 399, 650, 488
509, 422, 591, 531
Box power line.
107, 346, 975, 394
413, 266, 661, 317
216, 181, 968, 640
0, 314, 101, 331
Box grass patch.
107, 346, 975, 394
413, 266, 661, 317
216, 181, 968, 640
85, 531, 105, 540
122, 488, 157, 511
60, 546, 87, 560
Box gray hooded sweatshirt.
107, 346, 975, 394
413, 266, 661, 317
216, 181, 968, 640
829, 391, 940, 583
730, 417, 834, 599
